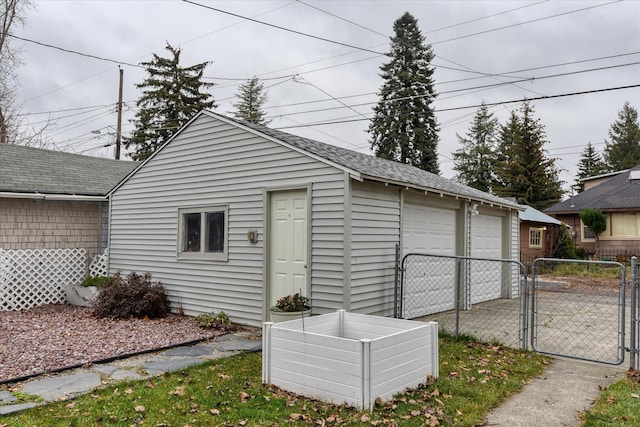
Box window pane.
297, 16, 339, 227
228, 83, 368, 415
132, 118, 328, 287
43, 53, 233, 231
611, 213, 637, 237
183, 213, 201, 252
206, 211, 225, 253
529, 228, 542, 247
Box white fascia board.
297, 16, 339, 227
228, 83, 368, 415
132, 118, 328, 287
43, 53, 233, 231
359, 174, 522, 211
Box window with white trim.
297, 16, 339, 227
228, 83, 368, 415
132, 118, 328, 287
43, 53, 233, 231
529, 227, 543, 248
178, 205, 228, 261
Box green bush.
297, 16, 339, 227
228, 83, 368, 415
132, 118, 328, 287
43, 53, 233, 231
575, 246, 588, 260
93, 272, 170, 319
194, 311, 231, 329
81, 275, 110, 288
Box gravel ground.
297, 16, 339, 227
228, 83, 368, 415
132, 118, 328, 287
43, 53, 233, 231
0, 304, 224, 383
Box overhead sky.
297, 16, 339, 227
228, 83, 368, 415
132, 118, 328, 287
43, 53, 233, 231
12, 0, 640, 193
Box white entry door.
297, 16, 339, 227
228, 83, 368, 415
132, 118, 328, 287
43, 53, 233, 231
402, 203, 457, 318
268, 189, 308, 308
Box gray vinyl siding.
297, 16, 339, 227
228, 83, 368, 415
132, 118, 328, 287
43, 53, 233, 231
108, 114, 345, 327
349, 181, 400, 317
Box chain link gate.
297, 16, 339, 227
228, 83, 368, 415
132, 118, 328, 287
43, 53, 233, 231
396, 251, 528, 350
531, 258, 627, 365
395, 251, 640, 369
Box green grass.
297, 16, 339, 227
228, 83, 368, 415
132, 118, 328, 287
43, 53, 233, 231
3, 334, 550, 426
536, 261, 622, 279
582, 376, 640, 426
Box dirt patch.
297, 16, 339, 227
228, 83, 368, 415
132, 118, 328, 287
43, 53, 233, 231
0, 304, 233, 383
536, 275, 623, 296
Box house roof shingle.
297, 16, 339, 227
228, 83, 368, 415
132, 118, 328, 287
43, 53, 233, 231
0, 143, 138, 196
216, 113, 520, 209
546, 164, 640, 214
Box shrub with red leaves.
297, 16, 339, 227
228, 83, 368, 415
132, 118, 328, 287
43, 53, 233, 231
93, 272, 170, 319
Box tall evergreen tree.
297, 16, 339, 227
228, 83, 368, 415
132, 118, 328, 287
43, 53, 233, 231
453, 102, 498, 192
493, 102, 563, 210
603, 101, 640, 172
124, 43, 216, 161
573, 142, 605, 193
233, 77, 270, 126
368, 12, 439, 174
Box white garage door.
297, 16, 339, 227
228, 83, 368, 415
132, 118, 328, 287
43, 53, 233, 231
402, 204, 456, 318
469, 213, 503, 304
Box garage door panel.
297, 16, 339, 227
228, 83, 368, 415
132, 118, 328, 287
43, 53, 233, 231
402, 203, 456, 318
470, 214, 502, 304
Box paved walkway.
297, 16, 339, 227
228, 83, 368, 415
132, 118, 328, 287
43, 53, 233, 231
484, 358, 626, 426
0, 330, 262, 415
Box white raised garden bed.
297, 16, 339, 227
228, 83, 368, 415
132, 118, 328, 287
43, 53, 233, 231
262, 310, 438, 410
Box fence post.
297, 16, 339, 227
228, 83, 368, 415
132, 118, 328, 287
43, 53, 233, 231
521, 266, 529, 351
455, 257, 463, 337
394, 244, 401, 319
631, 257, 638, 371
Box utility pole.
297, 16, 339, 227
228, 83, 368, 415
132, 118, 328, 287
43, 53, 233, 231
115, 67, 123, 159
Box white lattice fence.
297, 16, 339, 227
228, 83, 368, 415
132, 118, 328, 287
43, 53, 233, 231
0, 248, 87, 311
89, 249, 109, 278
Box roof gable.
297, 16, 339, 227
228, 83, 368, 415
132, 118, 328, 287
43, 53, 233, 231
0, 144, 138, 196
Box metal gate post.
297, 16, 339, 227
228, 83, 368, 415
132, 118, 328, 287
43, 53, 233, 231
394, 244, 401, 319
455, 257, 463, 337
631, 257, 638, 370
521, 270, 529, 351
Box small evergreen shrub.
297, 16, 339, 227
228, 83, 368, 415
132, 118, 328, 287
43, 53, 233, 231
81, 275, 110, 288
194, 311, 231, 329
93, 272, 170, 319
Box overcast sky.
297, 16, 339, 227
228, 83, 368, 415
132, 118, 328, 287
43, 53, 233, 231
12, 0, 640, 193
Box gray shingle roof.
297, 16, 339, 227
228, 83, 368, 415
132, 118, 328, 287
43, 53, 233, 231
546, 164, 640, 213
0, 143, 138, 196
520, 205, 561, 225
216, 113, 519, 209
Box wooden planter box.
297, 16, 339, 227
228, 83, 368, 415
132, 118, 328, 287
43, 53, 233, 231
262, 310, 438, 410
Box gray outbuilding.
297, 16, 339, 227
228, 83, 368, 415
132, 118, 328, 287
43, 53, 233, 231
107, 111, 520, 326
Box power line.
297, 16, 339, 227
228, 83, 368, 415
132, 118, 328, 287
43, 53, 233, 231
8, 34, 144, 68
264, 62, 640, 120
296, 0, 388, 38
181, 0, 385, 55
272, 84, 640, 129
432, 0, 622, 45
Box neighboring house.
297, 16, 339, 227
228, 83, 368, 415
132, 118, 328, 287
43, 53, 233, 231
0, 143, 137, 259
545, 165, 640, 255
519, 205, 562, 265
107, 111, 522, 327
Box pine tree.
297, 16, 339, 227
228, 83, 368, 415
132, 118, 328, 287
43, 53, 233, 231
603, 101, 640, 172
124, 43, 216, 161
233, 77, 270, 126
493, 102, 563, 210
368, 12, 439, 174
573, 142, 605, 193
453, 102, 498, 192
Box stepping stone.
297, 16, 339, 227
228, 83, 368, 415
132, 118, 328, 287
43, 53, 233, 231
164, 346, 214, 357
93, 365, 143, 381
143, 358, 205, 375
0, 390, 17, 404
22, 372, 102, 401
0, 402, 37, 415
213, 339, 262, 352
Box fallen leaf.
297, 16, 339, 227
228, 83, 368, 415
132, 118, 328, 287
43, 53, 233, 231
170, 386, 185, 396
209, 408, 220, 415
134, 405, 145, 412
125, 388, 134, 395
631, 394, 639, 399
360, 414, 370, 422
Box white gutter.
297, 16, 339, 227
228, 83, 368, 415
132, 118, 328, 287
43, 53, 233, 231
0, 192, 107, 201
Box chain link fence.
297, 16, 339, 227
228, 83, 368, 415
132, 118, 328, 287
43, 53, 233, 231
397, 252, 640, 369
398, 253, 527, 349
